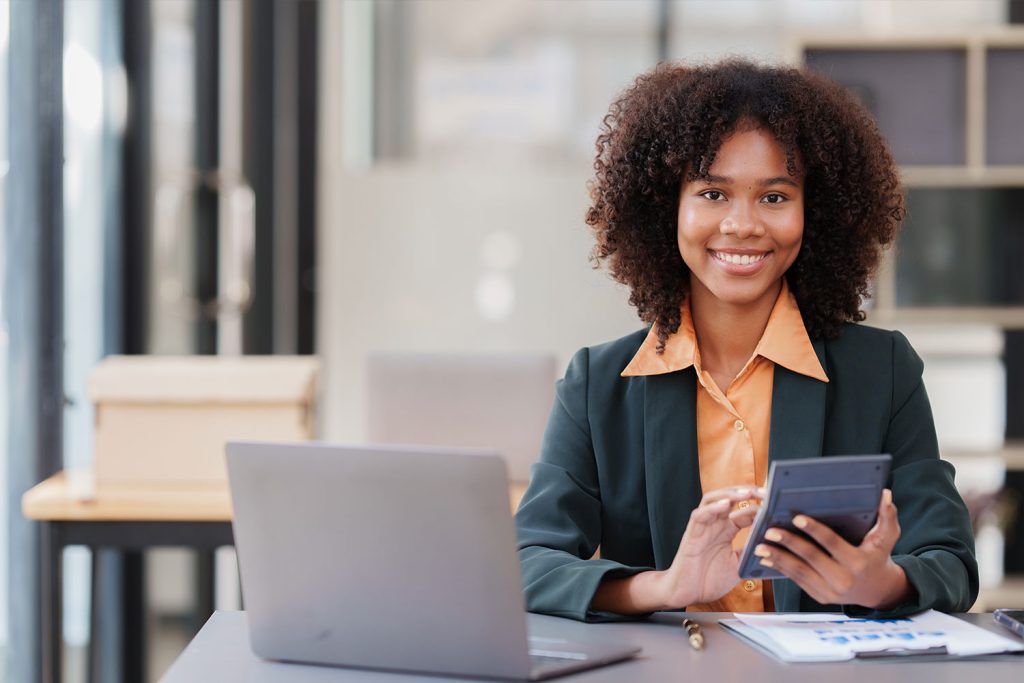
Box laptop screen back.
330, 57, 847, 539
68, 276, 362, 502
226, 441, 533, 679
366, 353, 557, 483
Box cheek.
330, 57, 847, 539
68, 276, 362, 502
782, 224, 804, 249
778, 223, 804, 268
771, 210, 804, 250
677, 204, 712, 249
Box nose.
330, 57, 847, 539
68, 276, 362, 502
720, 203, 765, 239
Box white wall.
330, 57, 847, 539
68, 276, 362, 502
317, 164, 640, 442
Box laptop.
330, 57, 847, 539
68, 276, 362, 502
366, 353, 557, 483
226, 441, 640, 680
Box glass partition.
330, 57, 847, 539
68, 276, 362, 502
61, 0, 125, 673
0, 0, 11, 668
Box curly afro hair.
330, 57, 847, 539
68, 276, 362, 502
585, 58, 905, 350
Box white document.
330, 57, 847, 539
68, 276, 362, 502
722, 610, 1024, 663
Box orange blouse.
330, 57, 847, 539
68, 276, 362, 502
621, 281, 828, 612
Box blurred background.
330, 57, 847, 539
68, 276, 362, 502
3, 0, 1024, 681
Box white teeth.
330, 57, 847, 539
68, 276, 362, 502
713, 251, 767, 265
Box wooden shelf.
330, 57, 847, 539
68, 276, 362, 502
901, 165, 1024, 186
942, 443, 1024, 471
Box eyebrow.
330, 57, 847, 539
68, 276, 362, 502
701, 174, 801, 188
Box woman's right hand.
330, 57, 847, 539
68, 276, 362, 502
590, 485, 762, 615
657, 486, 762, 608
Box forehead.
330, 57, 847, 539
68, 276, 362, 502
709, 128, 792, 173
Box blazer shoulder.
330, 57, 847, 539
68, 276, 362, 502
827, 322, 898, 349
580, 327, 649, 377
554, 328, 648, 436
824, 323, 924, 406
827, 323, 921, 368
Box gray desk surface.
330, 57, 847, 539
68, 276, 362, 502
160, 611, 1024, 683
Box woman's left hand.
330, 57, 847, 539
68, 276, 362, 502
754, 489, 913, 610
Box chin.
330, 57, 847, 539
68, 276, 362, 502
718, 294, 768, 307
705, 282, 779, 308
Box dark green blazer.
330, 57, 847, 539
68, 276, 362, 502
515, 324, 978, 621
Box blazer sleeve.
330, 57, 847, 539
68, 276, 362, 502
848, 331, 979, 618
514, 347, 653, 622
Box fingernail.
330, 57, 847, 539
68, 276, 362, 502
884, 489, 893, 505
764, 529, 783, 542
760, 558, 774, 567
793, 516, 808, 529
754, 545, 772, 558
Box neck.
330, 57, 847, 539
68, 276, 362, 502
689, 279, 783, 377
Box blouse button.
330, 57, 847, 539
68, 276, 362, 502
743, 580, 757, 592
734, 419, 745, 431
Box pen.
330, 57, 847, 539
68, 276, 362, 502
682, 618, 704, 651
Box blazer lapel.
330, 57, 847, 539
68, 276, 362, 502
767, 338, 828, 465
643, 369, 703, 570
769, 338, 828, 610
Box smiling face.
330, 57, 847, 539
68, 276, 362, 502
677, 126, 805, 313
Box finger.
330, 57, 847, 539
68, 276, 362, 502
755, 544, 835, 604
764, 527, 857, 600
764, 526, 843, 578
789, 514, 857, 564
861, 488, 900, 552
728, 505, 760, 528
684, 499, 744, 547
688, 498, 732, 531
699, 486, 756, 506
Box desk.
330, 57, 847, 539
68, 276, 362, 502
22, 473, 236, 683
162, 611, 1024, 682
22, 472, 528, 683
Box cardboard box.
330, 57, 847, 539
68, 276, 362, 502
89, 355, 319, 484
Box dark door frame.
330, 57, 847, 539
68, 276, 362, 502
4, 0, 65, 681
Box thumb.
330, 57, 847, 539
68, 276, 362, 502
862, 489, 899, 550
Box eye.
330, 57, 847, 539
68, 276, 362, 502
700, 190, 725, 201
762, 193, 786, 204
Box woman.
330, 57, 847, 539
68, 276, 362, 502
515, 59, 977, 620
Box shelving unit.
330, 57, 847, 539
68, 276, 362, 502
790, 29, 1024, 608
788, 30, 1024, 324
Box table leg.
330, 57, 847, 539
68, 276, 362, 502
197, 550, 216, 626
88, 548, 100, 683
40, 522, 62, 683
122, 551, 146, 683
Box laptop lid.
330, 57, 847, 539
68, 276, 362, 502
365, 353, 557, 483
226, 441, 534, 679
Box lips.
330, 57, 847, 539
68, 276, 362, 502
709, 249, 770, 267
